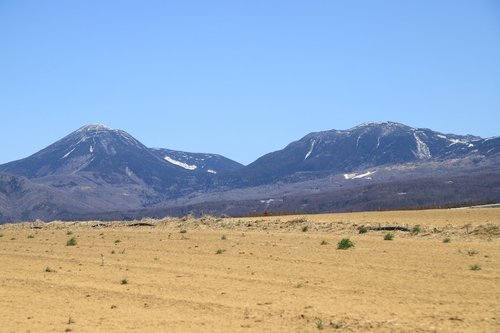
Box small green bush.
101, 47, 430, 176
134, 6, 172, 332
120, 278, 128, 285
216, 248, 226, 254
358, 226, 368, 234
179, 229, 187, 234
443, 237, 451, 243
221, 235, 227, 240
320, 240, 328, 245
468, 249, 478, 256
470, 264, 481, 271
66, 237, 77, 246
301, 225, 308, 232
114, 239, 121, 244
316, 319, 324, 330
66, 231, 73, 235
411, 225, 421, 235
27, 234, 35, 239
384, 233, 394, 240
337, 238, 354, 250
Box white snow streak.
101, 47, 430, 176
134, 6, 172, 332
207, 169, 217, 174
304, 140, 316, 160
343, 171, 375, 180
413, 133, 431, 159
90, 146, 94, 153
62, 147, 76, 159
164, 156, 197, 170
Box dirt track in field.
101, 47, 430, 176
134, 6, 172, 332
0, 208, 498, 332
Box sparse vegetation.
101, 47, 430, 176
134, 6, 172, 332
216, 248, 226, 254
337, 238, 354, 250
358, 226, 368, 234
44, 266, 56, 273
315, 318, 324, 330
67, 316, 75, 324
180, 229, 187, 234
411, 225, 421, 235
443, 237, 451, 243
301, 225, 309, 232
120, 278, 128, 285
320, 240, 328, 245
114, 239, 121, 244
27, 234, 35, 239
384, 233, 394, 240
66, 237, 77, 246
66, 231, 73, 235
221, 235, 227, 240
468, 249, 478, 256
111, 250, 115, 254
0, 234, 3, 237
470, 264, 481, 271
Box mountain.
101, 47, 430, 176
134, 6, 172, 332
0, 121, 498, 223
149, 148, 243, 174
230, 121, 499, 186
0, 124, 189, 188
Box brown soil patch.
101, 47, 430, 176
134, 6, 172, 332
0, 208, 498, 332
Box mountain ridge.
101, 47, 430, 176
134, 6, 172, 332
0, 121, 498, 223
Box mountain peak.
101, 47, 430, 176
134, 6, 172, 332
350, 121, 411, 130
77, 124, 112, 132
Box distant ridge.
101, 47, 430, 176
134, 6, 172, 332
0, 121, 498, 222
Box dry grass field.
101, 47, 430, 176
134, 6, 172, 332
0, 208, 498, 332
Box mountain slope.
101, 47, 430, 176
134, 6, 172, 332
231, 122, 498, 186
149, 148, 243, 174
0, 124, 195, 191
0, 121, 498, 223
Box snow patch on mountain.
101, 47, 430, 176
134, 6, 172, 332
413, 132, 432, 159
207, 169, 217, 174
164, 156, 197, 170
448, 138, 470, 146
304, 140, 316, 160
62, 147, 76, 159
344, 171, 375, 180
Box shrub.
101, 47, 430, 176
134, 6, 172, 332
114, 239, 121, 244
179, 229, 187, 234
120, 278, 128, 285
27, 234, 35, 239
467, 249, 478, 256
320, 240, 328, 245
443, 237, 451, 243
216, 248, 226, 254
66, 231, 73, 235
221, 235, 227, 240
384, 233, 394, 240
301, 225, 308, 232
411, 225, 421, 235
470, 264, 481, 271
316, 319, 324, 330
337, 238, 354, 250
66, 237, 77, 246
44, 267, 56, 273
358, 226, 368, 234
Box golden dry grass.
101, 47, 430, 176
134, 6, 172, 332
0, 208, 498, 332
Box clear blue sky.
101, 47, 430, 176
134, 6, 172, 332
1, 1, 499, 165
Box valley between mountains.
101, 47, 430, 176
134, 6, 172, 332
0, 122, 498, 223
